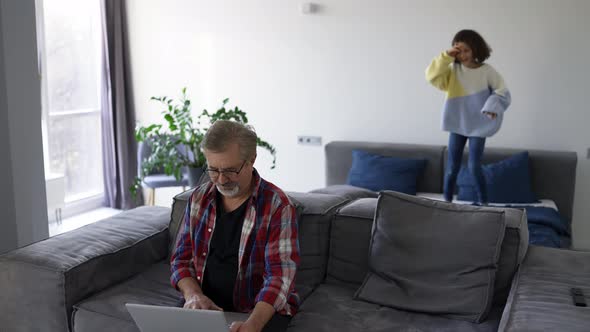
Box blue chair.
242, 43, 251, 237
137, 139, 189, 205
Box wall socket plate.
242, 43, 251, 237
297, 136, 322, 146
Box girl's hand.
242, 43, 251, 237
446, 46, 461, 58
483, 111, 497, 120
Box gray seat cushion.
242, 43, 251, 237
288, 283, 503, 332
72, 262, 180, 332
498, 246, 590, 332
354, 191, 506, 323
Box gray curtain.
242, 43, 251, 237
100, 0, 142, 209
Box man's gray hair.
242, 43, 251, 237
201, 120, 257, 160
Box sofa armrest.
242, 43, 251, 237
0, 206, 171, 332
498, 245, 590, 331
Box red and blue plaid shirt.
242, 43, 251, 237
170, 170, 300, 315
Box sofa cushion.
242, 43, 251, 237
457, 151, 537, 203
309, 184, 378, 200
285, 192, 350, 299
354, 191, 506, 323
347, 150, 427, 194
72, 262, 180, 332
326, 198, 376, 285
326, 197, 528, 308
498, 246, 590, 331
287, 284, 503, 332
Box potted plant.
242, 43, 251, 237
130, 88, 276, 196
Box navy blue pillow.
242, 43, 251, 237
347, 150, 427, 195
457, 151, 537, 203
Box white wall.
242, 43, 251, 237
127, 0, 590, 248
0, 0, 48, 253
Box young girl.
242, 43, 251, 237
425, 29, 511, 204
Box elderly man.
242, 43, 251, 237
170, 120, 300, 332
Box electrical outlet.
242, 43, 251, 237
297, 136, 322, 146
587, 148, 590, 159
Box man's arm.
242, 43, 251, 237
230, 301, 275, 332
170, 197, 197, 289
256, 204, 300, 312
170, 195, 222, 311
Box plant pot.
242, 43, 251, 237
187, 167, 205, 188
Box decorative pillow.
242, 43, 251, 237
354, 191, 506, 323
457, 151, 537, 203
347, 150, 427, 195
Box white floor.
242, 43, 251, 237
48, 186, 187, 237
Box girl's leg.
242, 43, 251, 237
443, 133, 467, 202
468, 136, 488, 204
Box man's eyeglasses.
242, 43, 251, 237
205, 160, 247, 179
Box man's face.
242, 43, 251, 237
204, 142, 254, 198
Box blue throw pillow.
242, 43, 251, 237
347, 150, 427, 195
457, 151, 537, 203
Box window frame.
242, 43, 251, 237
35, 0, 105, 221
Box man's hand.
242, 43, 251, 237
229, 321, 260, 332
483, 111, 497, 120
183, 293, 223, 311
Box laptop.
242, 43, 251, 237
126, 303, 249, 332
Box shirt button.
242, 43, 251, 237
197, 276, 201, 280
202, 252, 207, 256
208, 228, 212, 232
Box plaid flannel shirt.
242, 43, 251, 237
170, 170, 300, 315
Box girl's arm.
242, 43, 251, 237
482, 67, 511, 115
425, 52, 455, 91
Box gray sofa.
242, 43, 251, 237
1, 141, 587, 332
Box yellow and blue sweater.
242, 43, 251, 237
425, 52, 511, 137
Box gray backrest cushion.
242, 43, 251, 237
327, 197, 528, 307
285, 192, 350, 300
326, 198, 376, 285
354, 191, 506, 323
168, 188, 348, 301
325, 141, 445, 193
309, 184, 378, 200
444, 147, 577, 222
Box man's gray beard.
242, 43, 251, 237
216, 184, 240, 197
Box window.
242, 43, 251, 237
36, 0, 104, 218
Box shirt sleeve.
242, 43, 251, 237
254, 203, 300, 312
425, 51, 455, 91
482, 67, 511, 115
170, 195, 196, 290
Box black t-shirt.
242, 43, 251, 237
202, 193, 248, 311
